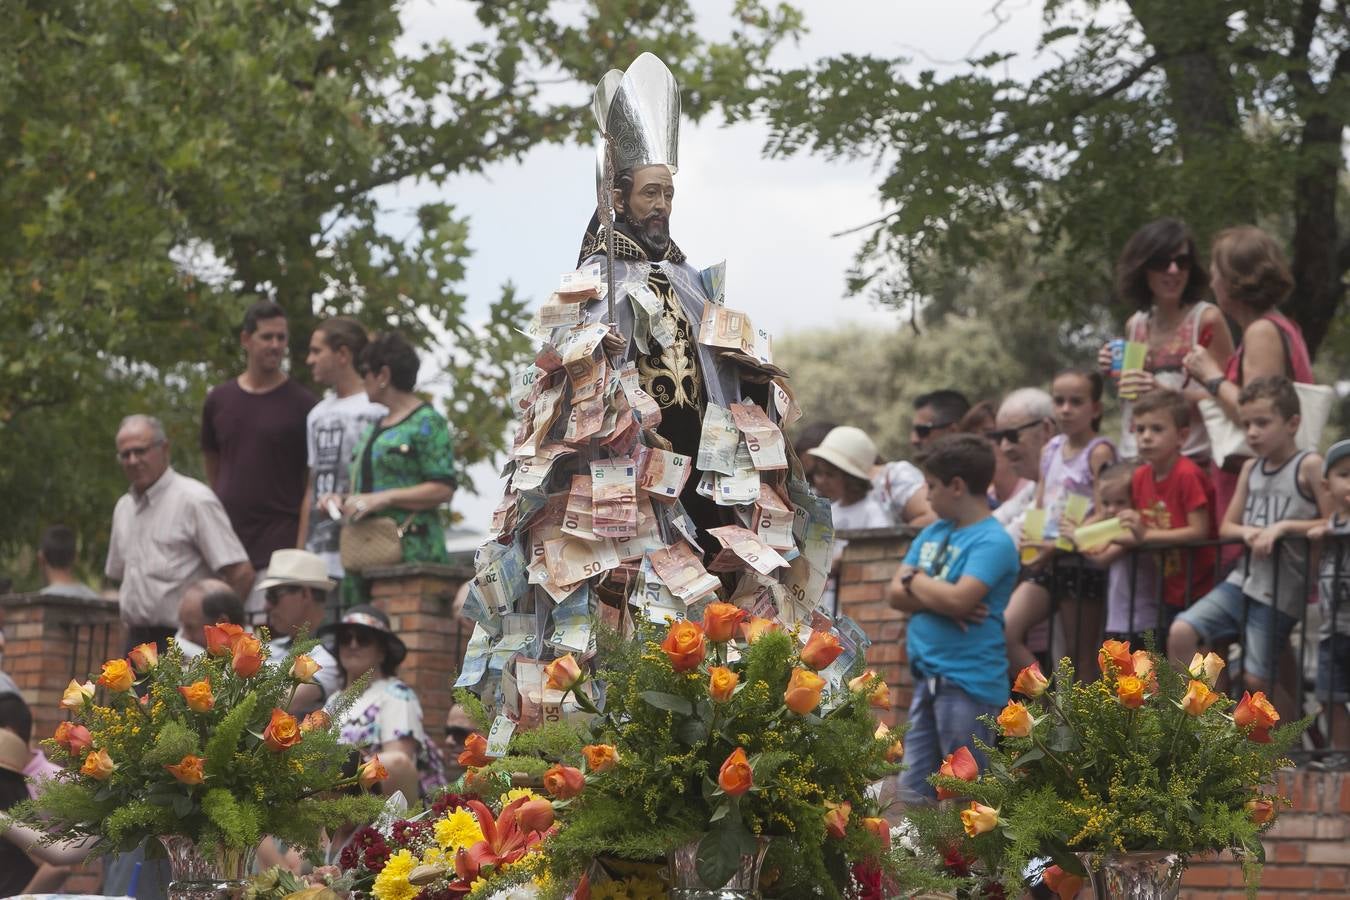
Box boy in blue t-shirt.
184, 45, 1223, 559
887, 433, 1020, 803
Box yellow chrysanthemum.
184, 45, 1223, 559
498, 787, 540, 807
434, 808, 485, 853
372, 849, 421, 900
421, 846, 446, 867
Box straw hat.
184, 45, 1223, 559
0, 728, 30, 775
806, 426, 877, 481
257, 549, 338, 592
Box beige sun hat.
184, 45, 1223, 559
806, 426, 877, 481
257, 549, 338, 592
0, 727, 29, 774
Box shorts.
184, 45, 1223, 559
1023, 554, 1108, 603
1175, 580, 1299, 682
1317, 634, 1350, 703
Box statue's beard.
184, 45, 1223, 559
621, 209, 670, 258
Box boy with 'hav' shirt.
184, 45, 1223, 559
1170, 376, 1330, 721
1115, 389, 1217, 630
1312, 440, 1350, 754
886, 434, 1019, 804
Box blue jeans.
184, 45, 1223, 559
898, 675, 1001, 804
1175, 580, 1298, 682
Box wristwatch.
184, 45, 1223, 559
900, 569, 918, 591
1204, 376, 1225, 396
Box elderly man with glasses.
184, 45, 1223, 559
105, 414, 254, 654
260, 549, 342, 716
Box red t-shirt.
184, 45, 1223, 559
1131, 455, 1216, 608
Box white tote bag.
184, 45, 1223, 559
1200, 381, 1335, 469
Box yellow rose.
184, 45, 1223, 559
61, 679, 95, 711
783, 668, 825, 715
1115, 674, 1146, 709
544, 653, 584, 691
1180, 679, 1220, 716
1012, 663, 1049, 698
128, 642, 159, 673
97, 658, 135, 693
708, 666, 739, 703
581, 743, 619, 773
660, 620, 707, 672
178, 680, 215, 713
1187, 651, 1225, 687
81, 748, 116, 780
848, 670, 890, 709
996, 701, 1034, 738
289, 654, 322, 683
960, 802, 999, 837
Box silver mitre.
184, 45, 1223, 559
592, 52, 680, 175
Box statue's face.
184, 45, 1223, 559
615, 165, 674, 254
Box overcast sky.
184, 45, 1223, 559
378, 0, 1062, 530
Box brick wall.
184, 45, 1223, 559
834, 530, 1350, 899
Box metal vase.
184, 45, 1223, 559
158, 835, 255, 900
1076, 851, 1185, 900
667, 837, 770, 900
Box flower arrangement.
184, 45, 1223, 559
469, 607, 920, 899
23, 630, 385, 860
335, 790, 554, 900
919, 641, 1303, 898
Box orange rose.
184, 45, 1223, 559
544, 653, 584, 691
1042, 864, 1085, 900
54, 721, 93, 755
1115, 674, 1146, 709
289, 654, 321, 683
717, 747, 753, 797
60, 679, 95, 710
262, 708, 302, 752
823, 799, 850, 839
875, 722, 903, 764
81, 747, 116, 780
1180, 679, 1220, 716
1132, 651, 1159, 693
1097, 639, 1134, 676
1233, 691, 1279, 742
543, 763, 586, 799
701, 602, 747, 643
741, 616, 781, 643
1187, 651, 1225, 687
582, 743, 619, 773
458, 732, 490, 768
997, 701, 1034, 738
128, 642, 159, 673
178, 680, 215, 713
848, 670, 890, 709
231, 634, 264, 678
784, 667, 825, 715
960, 801, 999, 837
204, 622, 246, 656
463, 768, 495, 796
359, 756, 389, 789
660, 620, 707, 673
1012, 663, 1049, 698
1246, 798, 1275, 826
862, 816, 891, 850
515, 797, 556, 834
799, 630, 844, 671
935, 746, 979, 800
97, 658, 135, 693
299, 709, 331, 733
165, 754, 205, 785
708, 666, 739, 703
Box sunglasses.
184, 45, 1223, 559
444, 725, 472, 744
338, 628, 379, 648
264, 585, 304, 605
913, 421, 955, 439
1145, 252, 1192, 273
985, 419, 1044, 445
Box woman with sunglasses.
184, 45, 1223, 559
1181, 226, 1315, 523
1097, 218, 1235, 464
319, 606, 445, 800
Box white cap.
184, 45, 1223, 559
806, 426, 877, 481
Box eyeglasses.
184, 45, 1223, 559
913, 421, 955, 439
1146, 252, 1192, 273
116, 441, 164, 462
444, 725, 471, 744
264, 585, 304, 605
985, 419, 1045, 445
338, 628, 378, 648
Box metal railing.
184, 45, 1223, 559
1038, 533, 1350, 767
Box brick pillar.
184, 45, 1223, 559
1, 590, 122, 893
365, 562, 474, 744
835, 527, 916, 729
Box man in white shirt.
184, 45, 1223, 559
260, 549, 342, 716
296, 318, 386, 590
175, 579, 246, 658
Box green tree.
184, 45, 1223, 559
0, 0, 799, 578
747, 0, 1350, 359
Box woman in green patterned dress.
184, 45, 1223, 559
323, 332, 456, 604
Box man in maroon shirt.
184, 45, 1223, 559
202, 300, 317, 616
